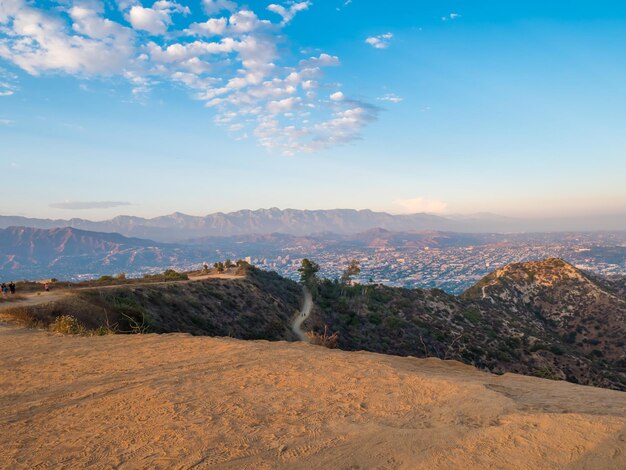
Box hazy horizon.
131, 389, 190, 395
2, 206, 626, 236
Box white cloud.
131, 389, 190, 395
0, 0, 380, 155
127, 6, 168, 35
0, 67, 18, 96
203, 0, 237, 14
442, 13, 461, 21
187, 17, 228, 36
127, 1, 189, 35
392, 197, 448, 214
365, 32, 393, 49
267, 2, 311, 25
0, 118, 14, 125
377, 93, 403, 103
229, 10, 271, 34
267, 96, 301, 114
302, 53, 340, 67
0, 1, 134, 75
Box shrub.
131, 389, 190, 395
549, 345, 564, 355
1, 306, 41, 328
89, 326, 114, 336
305, 325, 339, 349
383, 315, 406, 330
163, 269, 189, 280
533, 367, 562, 381
50, 315, 84, 335
462, 308, 482, 324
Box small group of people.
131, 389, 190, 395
1, 281, 16, 296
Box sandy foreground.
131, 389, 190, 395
1, 324, 625, 469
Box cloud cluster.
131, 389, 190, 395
377, 93, 403, 103
365, 32, 393, 49
0, 66, 17, 96
0, 0, 379, 154
393, 197, 448, 214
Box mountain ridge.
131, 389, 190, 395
3, 208, 626, 242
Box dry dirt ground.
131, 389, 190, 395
1, 325, 625, 469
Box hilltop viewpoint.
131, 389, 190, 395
1, 324, 625, 469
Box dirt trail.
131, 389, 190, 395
0, 291, 69, 312
0, 272, 245, 317
291, 286, 312, 341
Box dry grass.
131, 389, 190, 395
2, 306, 114, 336
0, 294, 26, 304
0, 306, 45, 329
305, 325, 339, 349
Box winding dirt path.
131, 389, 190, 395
291, 286, 312, 341
0, 292, 69, 311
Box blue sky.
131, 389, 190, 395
1, 0, 626, 220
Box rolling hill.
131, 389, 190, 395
4, 259, 625, 391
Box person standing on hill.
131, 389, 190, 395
44, 282, 49, 292
9, 282, 15, 294
1, 283, 6, 296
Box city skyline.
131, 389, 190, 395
1, 1, 626, 220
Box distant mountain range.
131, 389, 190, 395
0, 227, 186, 279
1, 208, 625, 242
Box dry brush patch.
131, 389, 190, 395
306, 326, 339, 349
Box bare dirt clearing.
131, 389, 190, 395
1, 326, 624, 469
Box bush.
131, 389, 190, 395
89, 326, 114, 336
462, 308, 482, 324
1, 306, 41, 328
163, 269, 189, 280
305, 326, 339, 349
549, 345, 564, 355
50, 315, 84, 335
383, 316, 406, 330
533, 367, 563, 381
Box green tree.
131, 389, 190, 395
224, 259, 234, 268
214, 261, 225, 273
340, 259, 361, 285
298, 258, 320, 286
